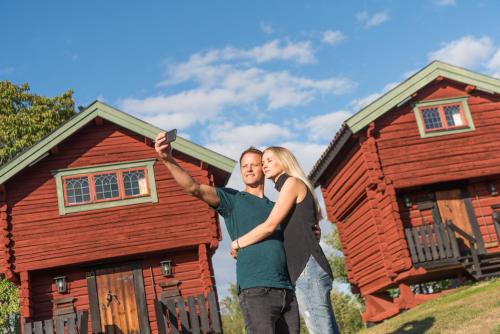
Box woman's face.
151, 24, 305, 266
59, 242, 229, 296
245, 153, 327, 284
262, 150, 284, 180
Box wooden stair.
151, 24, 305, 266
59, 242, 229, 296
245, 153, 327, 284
460, 252, 500, 280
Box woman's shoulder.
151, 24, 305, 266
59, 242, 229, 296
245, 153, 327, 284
283, 176, 307, 190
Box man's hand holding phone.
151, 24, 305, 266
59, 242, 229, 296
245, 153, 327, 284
155, 129, 177, 161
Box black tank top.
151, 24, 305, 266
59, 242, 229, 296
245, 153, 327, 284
275, 174, 334, 284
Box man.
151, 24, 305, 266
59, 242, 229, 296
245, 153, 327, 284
155, 132, 299, 334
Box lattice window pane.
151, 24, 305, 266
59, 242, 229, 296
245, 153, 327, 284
422, 107, 442, 130
444, 104, 463, 127
94, 173, 119, 200
123, 170, 147, 196
65, 177, 90, 204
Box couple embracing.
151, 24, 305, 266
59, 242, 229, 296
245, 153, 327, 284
156, 132, 340, 334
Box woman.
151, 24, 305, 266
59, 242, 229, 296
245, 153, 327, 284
231, 146, 340, 334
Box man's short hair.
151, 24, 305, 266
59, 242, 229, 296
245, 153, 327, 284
239, 147, 263, 164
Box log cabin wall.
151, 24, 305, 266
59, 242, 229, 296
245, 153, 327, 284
1, 186, 17, 282
29, 248, 214, 331
375, 79, 500, 253
5, 120, 221, 274
400, 178, 500, 253
319, 137, 412, 296
376, 79, 500, 189
467, 180, 500, 252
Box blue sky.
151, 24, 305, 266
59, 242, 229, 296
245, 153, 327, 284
2, 1, 500, 298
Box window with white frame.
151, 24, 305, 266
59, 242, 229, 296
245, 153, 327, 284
54, 159, 158, 215
413, 96, 475, 138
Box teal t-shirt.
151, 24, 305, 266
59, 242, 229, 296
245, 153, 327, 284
215, 187, 292, 292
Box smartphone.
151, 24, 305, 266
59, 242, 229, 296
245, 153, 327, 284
165, 129, 177, 143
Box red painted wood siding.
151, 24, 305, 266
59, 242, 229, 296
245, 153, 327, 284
376, 80, 500, 189
320, 143, 400, 295
6, 121, 221, 272
400, 180, 500, 252
467, 181, 500, 251
29, 249, 213, 332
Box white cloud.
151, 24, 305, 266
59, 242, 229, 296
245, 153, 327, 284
321, 30, 346, 46
96, 94, 106, 102
121, 68, 355, 130
300, 110, 352, 141
434, 0, 456, 6
163, 40, 316, 83
120, 40, 356, 130
404, 68, 419, 78
486, 49, 500, 78
356, 10, 390, 28
260, 21, 275, 34
428, 35, 494, 68
119, 88, 235, 129
350, 81, 400, 111
205, 122, 292, 160
277, 141, 328, 174
350, 93, 382, 111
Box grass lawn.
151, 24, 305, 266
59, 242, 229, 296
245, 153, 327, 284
358, 279, 500, 334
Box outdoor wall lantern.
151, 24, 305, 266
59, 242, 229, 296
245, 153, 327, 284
489, 183, 498, 196
160, 260, 173, 277
403, 195, 412, 208
54, 276, 68, 294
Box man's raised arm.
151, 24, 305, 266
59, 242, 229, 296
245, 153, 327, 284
155, 132, 220, 207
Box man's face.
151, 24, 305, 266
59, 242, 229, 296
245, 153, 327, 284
240, 152, 265, 186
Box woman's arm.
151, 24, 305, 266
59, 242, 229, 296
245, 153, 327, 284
231, 177, 302, 250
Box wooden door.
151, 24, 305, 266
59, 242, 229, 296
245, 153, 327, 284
435, 189, 473, 248
95, 264, 141, 334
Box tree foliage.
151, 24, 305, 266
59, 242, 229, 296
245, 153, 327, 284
0, 278, 20, 334
220, 283, 245, 334
331, 288, 364, 334
323, 226, 364, 333
323, 225, 348, 282
0, 81, 75, 166
0, 81, 75, 331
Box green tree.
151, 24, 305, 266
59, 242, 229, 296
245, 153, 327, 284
220, 284, 245, 334
323, 225, 348, 282
331, 289, 364, 334
0, 81, 75, 166
0, 81, 75, 331
0, 278, 20, 334
324, 226, 364, 333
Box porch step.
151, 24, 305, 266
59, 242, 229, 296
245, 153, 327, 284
460, 252, 500, 280
478, 272, 500, 280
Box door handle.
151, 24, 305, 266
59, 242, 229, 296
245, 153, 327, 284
105, 291, 121, 307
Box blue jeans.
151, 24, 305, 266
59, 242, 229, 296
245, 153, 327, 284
295, 256, 340, 334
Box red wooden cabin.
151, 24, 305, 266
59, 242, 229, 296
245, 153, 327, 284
309, 61, 500, 323
0, 101, 235, 333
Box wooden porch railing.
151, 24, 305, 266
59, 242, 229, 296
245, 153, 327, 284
24, 310, 88, 334
155, 290, 222, 334
404, 220, 481, 276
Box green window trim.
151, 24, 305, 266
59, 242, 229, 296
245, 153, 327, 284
53, 158, 158, 215
413, 96, 475, 138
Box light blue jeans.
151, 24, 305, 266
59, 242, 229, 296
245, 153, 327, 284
295, 256, 340, 334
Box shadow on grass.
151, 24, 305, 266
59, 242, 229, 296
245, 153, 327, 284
388, 317, 435, 334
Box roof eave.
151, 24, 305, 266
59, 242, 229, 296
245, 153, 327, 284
0, 101, 236, 185
309, 61, 500, 186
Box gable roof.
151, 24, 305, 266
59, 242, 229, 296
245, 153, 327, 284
0, 101, 236, 185
309, 61, 500, 185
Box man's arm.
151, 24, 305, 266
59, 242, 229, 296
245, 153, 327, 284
155, 132, 220, 207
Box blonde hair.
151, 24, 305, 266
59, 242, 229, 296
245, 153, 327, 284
264, 146, 323, 221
